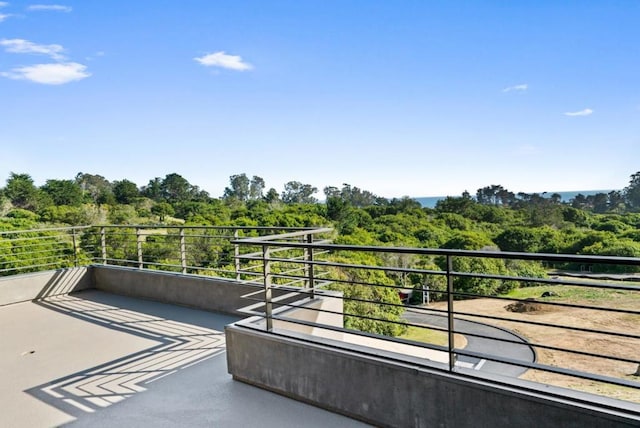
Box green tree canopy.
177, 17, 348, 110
112, 179, 140, 204
41, 179, 84, 206
282, 181, 318, 204
624, 171, 640, 210
4, 173, 40, 210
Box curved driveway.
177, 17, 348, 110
403, 308, 535, 377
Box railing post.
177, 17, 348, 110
100, 227, 107, 265
136, 228, 143, 269
446, 254, 456, 371
180, 228, 187, 274
71, 228, 78, 267
263, 244, 273, 331
234, 229, 241, 281
305, 234, 315, 299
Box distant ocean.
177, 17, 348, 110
414, 190, 615, 209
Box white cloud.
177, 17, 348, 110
194, 51, 253, 71
27, 4, 72, 12
1, 62, 90, 84
0, 2, 9, 8
0, 38, 66, 60
564, 108, 593, 117
0, 13, 11, 22
502, 83, 528, 92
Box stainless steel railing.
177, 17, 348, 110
0, 225, 331, 281
0, 226, 91, 275
232, 233, 640, 405
1, 224, 639, 405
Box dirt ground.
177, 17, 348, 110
428, 295, 640, 403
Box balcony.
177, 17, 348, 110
1, 225, 639, 427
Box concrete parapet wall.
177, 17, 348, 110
0, 268, 92, 306
91, 265, 277, 316
225, 325, 640, 428
273, 291, 344, 341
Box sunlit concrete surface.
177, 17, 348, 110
0, 290, 370, 427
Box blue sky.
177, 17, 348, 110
1, 1, 639, 198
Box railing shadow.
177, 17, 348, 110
33, 268, 91, 300
26, 291, 239, 419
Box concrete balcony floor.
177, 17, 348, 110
0, 290, 370, 427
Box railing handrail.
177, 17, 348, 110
233, 238, 640, 267
92, 225, 320, 231
1, 224, 638, 406
0, 225, 92, 236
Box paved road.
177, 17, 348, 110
403, 309, 535, 377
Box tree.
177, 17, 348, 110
249, 176, 265, 200
495, 227, 545, 253
75, 172, 113, 204
608, 190, 625, 213
434, 194, 476, 214
142, 177, 162, 201
326, 196, 350, 221
324, 183, 378, 208
41, 179, 84, 206
160, 173, 194, 203
439, 255, 509, 297
590, 192, 609, 214
281, 181, 318, 204
151, 202, 175, 222
4, 173, 40, 210
112, 179, 139, 204
476, 185, 515, 206
327, 254, 406, 336
223, 173, 250, 201
263, 187, 280, 204
624, 171, 640, 210
442, 231, 495, 250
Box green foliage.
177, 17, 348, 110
281, 181, 318, 204
408, 263, 448, 304
495, 227, 545, 253
327, 254, 406, 336
438, 255, 509, 297
75, 172, 113, 204
38, 205, 92, 225
151, 202, 175, 222
434, 194, 476, 215
436, 212, 473, 231
579, 239, 640, 273
41, 179, 84, 206
107, 205, 139, 224
6, 208, 39, 221
0, 229, 76, 275
5, 170, 640, 324
562, 206, 590, 227
442, 231, 494, 250
624, 172, 640, 210
504, 259, 548, 288
413, 224, 449, 248
112, 179, 140, 204
591, 218, 631, 234
476, 184, 516, 206
4, 173, 40, 210
223, 173, 250, 201
324, 183, 378, 208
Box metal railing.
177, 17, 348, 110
0, 226, 91, 275
0, 225, 330, 281
232, 233, 640, 406
1, 224, 639, 406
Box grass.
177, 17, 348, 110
502, 283, 640, 308
399, 326, 467, 348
